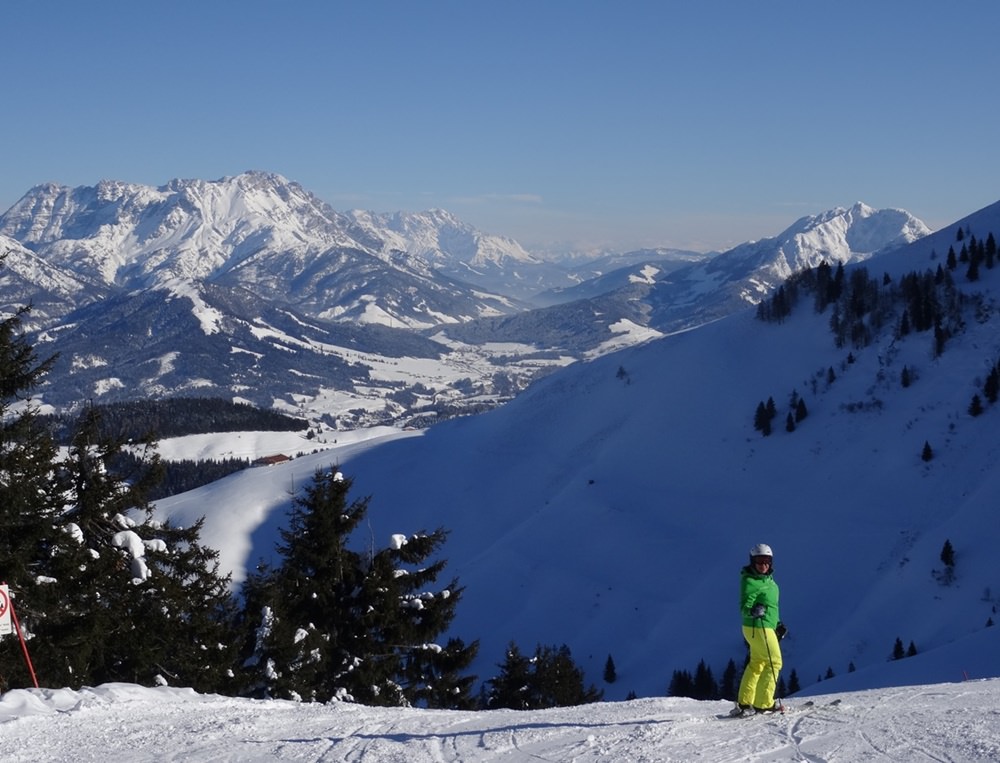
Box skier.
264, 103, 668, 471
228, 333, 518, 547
730, 543, 786, 716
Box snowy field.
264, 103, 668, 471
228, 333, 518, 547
0, 679, 997, 762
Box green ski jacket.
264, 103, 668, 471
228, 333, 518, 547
740, 565, 780, 629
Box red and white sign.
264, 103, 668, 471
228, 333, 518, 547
0, 584, 12, 637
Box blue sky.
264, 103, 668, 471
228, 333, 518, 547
3, 1, 998, 253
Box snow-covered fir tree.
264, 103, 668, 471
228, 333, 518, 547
486, 642, 602, 709
238, 468, 477, 707
0, 309, 237, 690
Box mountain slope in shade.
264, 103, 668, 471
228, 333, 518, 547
155, 199, 1000, 701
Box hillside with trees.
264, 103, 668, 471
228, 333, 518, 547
2, 308, 602, 707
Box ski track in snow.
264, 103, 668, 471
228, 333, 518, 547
0, 680, 998, 762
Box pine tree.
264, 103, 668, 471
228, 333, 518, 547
667, 669, 694, 698
946, 246, 957, 270
969, 394, 984, 416
765, 396, 777, 421
0, 308, 62, 688
363, 532, 478, 708
692, 659, 717, 700
829, 303, 844, 346
753, 401, 768, 433
794, 397, 808, 422
42, 407, 160, 685
603, 654, 617, 684
985, 365, 1000, 404
238, 468, 477, 707
487, 643, 533, 708
123, 514, 241, 693
33, 406, 237, 689
530, 644, 603, 708
487, 643, 601, 709
966, 253, 980, 281
719, 658, 738, 701
921, 441, 933, 462
892, 637, 906, 660
787, 668, 800, 693
940, 539, 956, 568
899, 309, 911, 337
0, 315, 236, 691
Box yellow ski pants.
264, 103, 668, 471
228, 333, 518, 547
737, 624, 783, 709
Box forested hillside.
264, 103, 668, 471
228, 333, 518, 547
41, 397, 306, 443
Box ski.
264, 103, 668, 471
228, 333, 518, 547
715, 707, 771, 720
716, 699, 841, 720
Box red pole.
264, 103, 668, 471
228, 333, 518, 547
6, 590, 39, 689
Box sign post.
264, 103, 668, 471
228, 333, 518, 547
0, 584, 11, 637
0, 583, 39, 689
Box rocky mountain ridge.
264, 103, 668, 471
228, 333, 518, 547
0, 173, 933, 425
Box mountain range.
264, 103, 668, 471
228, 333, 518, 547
0, 172, 929, 423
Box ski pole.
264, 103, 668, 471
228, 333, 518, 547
761, 621, 783, 713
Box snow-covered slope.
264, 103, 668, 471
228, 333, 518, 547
155, 199, 1000, 703
1, 678, 998, 761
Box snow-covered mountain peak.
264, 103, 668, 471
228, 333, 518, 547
630, 201, 935, 331
782, 202, 928, 255
339, 206, 540, 303
0, 172, 537, 331
755, 202, 931, 279
0, 173, 356, 288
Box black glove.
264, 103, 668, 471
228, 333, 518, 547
776, 622, 788, 641
750, 604, 766, 618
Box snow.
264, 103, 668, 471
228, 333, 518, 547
154, 425, 406, 463
166, 278, 224, 335
584, 318, 664, 358
0, 679, 997, 761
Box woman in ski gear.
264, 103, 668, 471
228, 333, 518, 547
734, 543, 783, 714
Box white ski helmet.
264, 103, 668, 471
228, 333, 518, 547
750, 543, 773, 558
